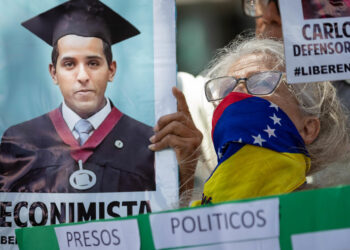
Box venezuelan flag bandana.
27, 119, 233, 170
199, 92, 310, 205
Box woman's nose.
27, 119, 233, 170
233, 82, 248, 94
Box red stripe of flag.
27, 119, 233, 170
211, 92, 251, 138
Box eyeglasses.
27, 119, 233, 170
242, 0, 279, 18
205, 71, 283, 102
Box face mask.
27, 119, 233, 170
200, 92, 310, 204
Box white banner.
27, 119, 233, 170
279, 0, 350, 83
55, 219, 140, 250
292, 228, 350, 250
150, 198, 280, 249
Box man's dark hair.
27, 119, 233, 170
51, 39, 113, 68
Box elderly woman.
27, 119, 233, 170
193, 37, 350, 205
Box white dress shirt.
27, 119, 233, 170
62, 98, 111, 140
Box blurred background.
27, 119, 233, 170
176, 0, 255, 75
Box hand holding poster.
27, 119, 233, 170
279, 0, 350, 83
0, 0, 177, 249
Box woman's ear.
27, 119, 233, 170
49, 64, 58, 85
300, 116, 320, 145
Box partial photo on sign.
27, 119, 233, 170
301, 0, 350, 19
279, 0, 350, 83
0, 0, 177, 249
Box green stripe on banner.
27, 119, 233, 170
138, 214, 156, 250
16, 224, 59, 250
16, 185, 350, 249
279, 186, 350, 250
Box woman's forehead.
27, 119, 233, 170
227, 53, 277, 78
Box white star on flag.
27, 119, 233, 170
238, 138, 242, 143
270, 113, 282, 125
264, 125, 276, 138
252, 134, 266, 146
269, 102, 279, 111
218, 149, 223, 159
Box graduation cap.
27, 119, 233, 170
21, 0, 140, 46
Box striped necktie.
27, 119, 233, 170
74, 119, 94, 146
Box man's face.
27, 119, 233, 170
255, 1, 282, 39
50, 35, 116, 118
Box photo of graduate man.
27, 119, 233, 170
0, 0, 156, 193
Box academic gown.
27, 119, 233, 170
0, 106, 155, 192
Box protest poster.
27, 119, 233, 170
15, 185, 350, 250
279, 0, 350, 83
0, 0, 177, 249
